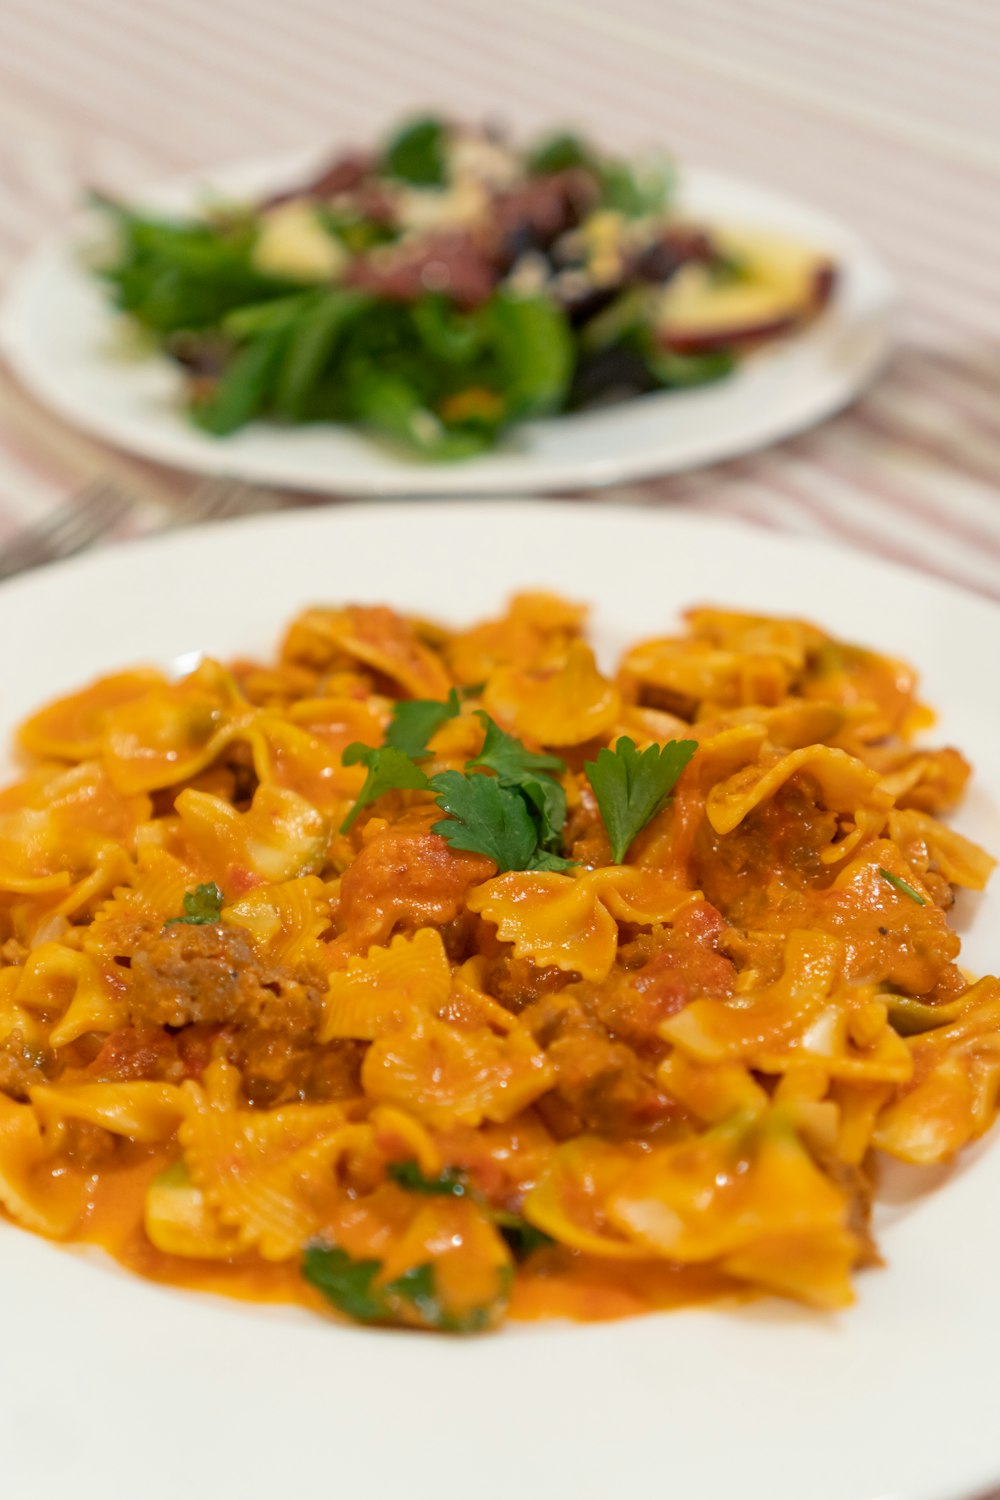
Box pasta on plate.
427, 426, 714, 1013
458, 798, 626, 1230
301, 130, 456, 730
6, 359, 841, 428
0, 594, 995, 1333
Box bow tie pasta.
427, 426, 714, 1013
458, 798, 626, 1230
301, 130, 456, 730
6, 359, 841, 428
0, 596, 995, 1331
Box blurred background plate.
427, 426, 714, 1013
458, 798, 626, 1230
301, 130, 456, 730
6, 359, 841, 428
0, 149, 894, 496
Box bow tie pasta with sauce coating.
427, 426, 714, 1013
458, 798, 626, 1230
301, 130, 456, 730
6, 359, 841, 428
0, 594, 995, 1332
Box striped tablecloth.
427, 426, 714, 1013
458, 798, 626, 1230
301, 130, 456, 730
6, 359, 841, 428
0, 9, 999, 1499
0, 0, 997, 605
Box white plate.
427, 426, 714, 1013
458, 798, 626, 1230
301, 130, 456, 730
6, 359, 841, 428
1, 503, 998, 1500
0, 149, 894, 495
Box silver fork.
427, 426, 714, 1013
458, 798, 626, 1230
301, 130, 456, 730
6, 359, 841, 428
167, 476, 283, 528
0, 477, 134, 583
0, 475, 280, 584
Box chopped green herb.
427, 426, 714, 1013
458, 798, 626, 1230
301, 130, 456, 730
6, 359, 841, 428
493, 1212, 555, 1259
387, 1160, 469, 1197
339, 744, 429, 833
468, 713, 565, 785
302, 1241, 510, 1332
387, 1165, 552, 1259
384, 688, 464, 760
879, 868, 927, 906
164, 882, 225, 926
302, 1244, 386, 1322
340, 703, 573, 872
429, 769, 541, 871
585, 737, 698, 864
468, 713, 569, 860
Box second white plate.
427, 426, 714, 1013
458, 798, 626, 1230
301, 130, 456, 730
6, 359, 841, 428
0, 149, 895, 495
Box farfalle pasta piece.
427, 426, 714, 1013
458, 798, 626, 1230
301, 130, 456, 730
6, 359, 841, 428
439, 955, 517, 1033
663, 929, 843, 1063
281, 605, 452, 699
144, 1159, 244, 1259
0, 762, 150, 896
822, 843, 959, 994
250, 704, 383, 815
619, 638, 792, 716
175, 783, 329, 887
483, 641, 620, 747
100, 658, 254, 794
224, 875, 333, 975
361, 1016, 554, 1128
887, 807, 995, 890
320, 928, 452, 1041
18, 669, 168, 762
0, 1094, 87, 1236
605, 1110, 859, 1307
82, 846, 204, 963
445, 591, 587, 685
706, 744, 893, 837
683, 607, 826, 670
180, 1062, 369, 1260
468, 871, 619, 981
523, 1138, 662, 1260
873, 977, 1000, 1164
469, 868, 705, 982
801, 640, 919, 741
29, 1080, 186, 1144
13, 945, 125, 1047
657, 1051, 769, 1124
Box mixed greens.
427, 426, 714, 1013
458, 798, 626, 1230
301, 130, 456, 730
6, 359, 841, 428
93, 117, 835, 459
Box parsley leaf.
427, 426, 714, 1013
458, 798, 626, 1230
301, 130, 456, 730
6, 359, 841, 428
387, 1161, 469, 1197
384, 688, 464, 761
164, 882, 224, 926
339, 744, 429, 833
468, 713, 565, 784
429, 769, 539, 871
468, 713, 570, 862
493, 1212, 555, 1259
389, 1160, 553, 1260
879, 868, 927, 906
340, 711, 573, 871
302, 1244, 386, 1322
302, 1241, 509, 1332
585, 737, 698, 864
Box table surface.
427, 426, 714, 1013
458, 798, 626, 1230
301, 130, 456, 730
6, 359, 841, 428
0, 0, 997, 602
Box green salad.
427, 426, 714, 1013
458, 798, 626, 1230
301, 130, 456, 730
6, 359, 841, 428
93, 117, 834, 459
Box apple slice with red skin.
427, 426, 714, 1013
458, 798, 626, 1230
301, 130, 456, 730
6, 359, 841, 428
655, 230, 837, 355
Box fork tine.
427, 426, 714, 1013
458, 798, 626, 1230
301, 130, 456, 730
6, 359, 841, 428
0, 480, 134, 583
169, 477, 277, 528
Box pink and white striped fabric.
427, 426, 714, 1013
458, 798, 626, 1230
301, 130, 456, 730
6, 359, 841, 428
0, 0, 997, 600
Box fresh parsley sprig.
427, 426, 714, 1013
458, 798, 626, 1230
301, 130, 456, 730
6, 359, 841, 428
387, 1160, 470, 1197
468, 712, 568, 861
383, 687, 465, 760
164, 882, 225, 926
339, 744, 430, 833
302, 1241, 509, 1333
388, 1160, 555, 1257
585, 736, 697, 864
339, 700, 573, 872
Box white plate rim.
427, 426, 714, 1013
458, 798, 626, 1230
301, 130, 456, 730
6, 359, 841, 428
1, 501, 997, 1500
0, 148, 896, 495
